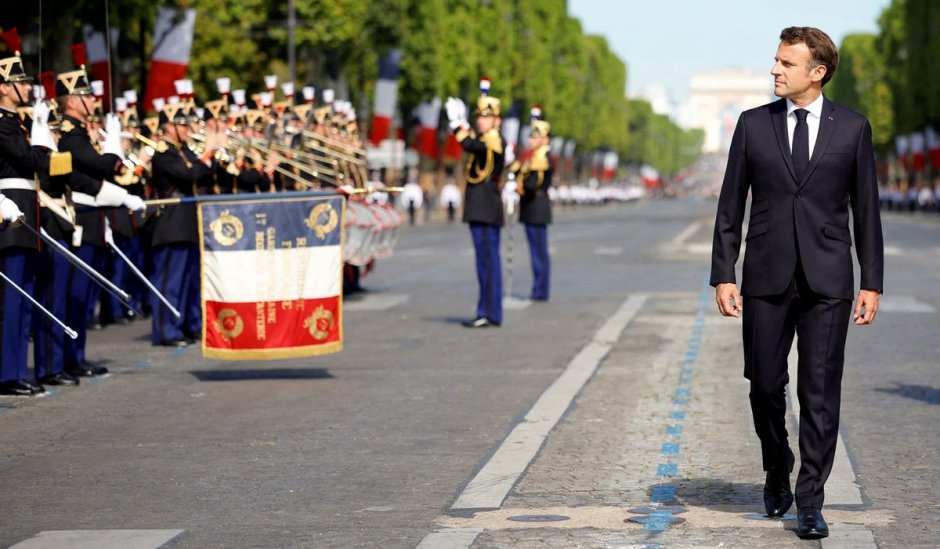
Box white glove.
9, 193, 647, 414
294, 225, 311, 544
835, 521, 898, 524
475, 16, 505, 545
123, 194, 145, 212
504, 144, 515, 166
0, 194, 25, 222
102, 114, 125, 159
30, 101, 57, 151
445, 97, 467, 130
104, 220, 115, 246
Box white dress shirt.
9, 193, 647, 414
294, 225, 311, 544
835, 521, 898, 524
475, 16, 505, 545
786, 93, 824, 159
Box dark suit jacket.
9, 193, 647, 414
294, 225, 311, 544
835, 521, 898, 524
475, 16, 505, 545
710, 97, 884, 300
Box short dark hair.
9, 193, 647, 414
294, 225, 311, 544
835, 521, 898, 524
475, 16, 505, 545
780, 26, 839, 87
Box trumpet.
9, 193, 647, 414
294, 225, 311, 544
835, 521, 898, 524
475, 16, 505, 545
134, 133, 168, 154
226, 132, 339, 187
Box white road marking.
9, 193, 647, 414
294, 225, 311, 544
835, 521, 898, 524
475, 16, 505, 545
878, 295, 936, 313
414, 528, 484, 549
10, 530, 184, 549
449, 294, 648, 511
884, 245, 903, 256
671, 220, 703, 246
593, 246, 623, 255
502, 296, 532, 310
344, 293, 409, 311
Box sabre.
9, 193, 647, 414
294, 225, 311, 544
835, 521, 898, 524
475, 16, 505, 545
0, 269, 78, 340
105, 220, 181, 319
18, 222, 133, 304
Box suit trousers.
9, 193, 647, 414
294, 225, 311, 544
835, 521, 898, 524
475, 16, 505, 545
0, 249, 35, 382
743, 266, 852, 510
524, 223, 550, 300
469, 222, 502, 324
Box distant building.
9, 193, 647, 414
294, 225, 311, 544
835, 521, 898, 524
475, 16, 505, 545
639, 84, 674, 119
679, 69, 771, 154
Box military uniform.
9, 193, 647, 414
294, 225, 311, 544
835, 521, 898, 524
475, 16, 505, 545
0, 54, 73, 395
149, 103, 212, 346
512, 110, 553, 301
450, 79, 505, 327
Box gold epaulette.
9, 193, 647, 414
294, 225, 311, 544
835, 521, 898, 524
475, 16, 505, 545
481, 128, 503, 154
49, 151, 72, 176
529, 145, 550, 172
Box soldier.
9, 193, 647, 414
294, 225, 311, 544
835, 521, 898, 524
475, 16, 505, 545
35, 68, 144, 380
0, 51, 73, 395
446, 78, 507, 328
511, 106, 553, 301
439, 168, 461, 223
148, 101, 216, 347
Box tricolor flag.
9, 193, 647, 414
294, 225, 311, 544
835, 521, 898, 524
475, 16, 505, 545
414, 97, 441, 158
370, 49, 402, 146
602, 151, 618, 181
144, 6, 196, 112
199, 196, 345, 359
909, 131, 926, 172
83, 25, 116, 108
926, 126, 940, 171
895, 134, 910, 172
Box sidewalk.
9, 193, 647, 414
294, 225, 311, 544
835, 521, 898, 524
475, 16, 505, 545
421, 288, 892, 548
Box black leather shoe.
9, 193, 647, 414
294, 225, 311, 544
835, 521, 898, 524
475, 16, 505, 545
160, 339, 189, 348
66, 362, 110, 377
763, 450, 794, 517
796, 507, 829, 539
39, 372, 80, 386
0, 379, 42, 396
462, 317, 499, 328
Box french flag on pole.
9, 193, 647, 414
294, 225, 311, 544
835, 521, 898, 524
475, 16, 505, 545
415, 97, 441, 158
82, 25, 115, 109
370, 49, 402, 146
199, 196, 345, 359
144, 6, 196, 112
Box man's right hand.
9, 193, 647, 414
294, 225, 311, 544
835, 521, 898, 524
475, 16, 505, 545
715, 283, 742, 318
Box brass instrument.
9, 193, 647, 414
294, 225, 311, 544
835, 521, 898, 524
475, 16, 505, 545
226, 132, 339, 187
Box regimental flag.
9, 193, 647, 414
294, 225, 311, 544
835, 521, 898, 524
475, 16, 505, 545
199, 196, 345, 359
927, 126, 940, 171
414, 97, 441, 159
144, 6, 196, 112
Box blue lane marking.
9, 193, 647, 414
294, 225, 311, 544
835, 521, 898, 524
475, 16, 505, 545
641, 279, 713, 535
657, 462, 678, 476
134, 361, 149, 369
172, 347, 188, 357
0, 407, 8, 414
651, 484, 676, 502
44, 389, 60, 398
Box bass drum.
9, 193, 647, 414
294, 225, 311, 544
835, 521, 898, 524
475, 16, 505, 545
369, 202, 401, 260
344, 199, 377, 267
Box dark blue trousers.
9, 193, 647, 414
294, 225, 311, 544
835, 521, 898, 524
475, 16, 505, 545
524, 223, 550, 301
100, 236, 139, 322
151, 243, 200, 344
1, 249, 35, 382
469, 222, 502, 324
33, 241, 71, 378
66, 245, 106, 368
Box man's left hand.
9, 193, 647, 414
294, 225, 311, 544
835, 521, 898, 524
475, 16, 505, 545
853, 289, 880, 325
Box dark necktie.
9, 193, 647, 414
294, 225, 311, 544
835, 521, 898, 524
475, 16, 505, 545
792, 108, 809, 180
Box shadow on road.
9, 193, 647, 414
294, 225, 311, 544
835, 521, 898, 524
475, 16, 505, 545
875, 383, 940, 405
190, 368, 334, 381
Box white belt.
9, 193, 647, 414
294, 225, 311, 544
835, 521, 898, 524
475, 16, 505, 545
0, 178, 36, 191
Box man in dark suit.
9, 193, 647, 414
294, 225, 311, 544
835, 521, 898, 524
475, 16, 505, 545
710, 27, 883, 540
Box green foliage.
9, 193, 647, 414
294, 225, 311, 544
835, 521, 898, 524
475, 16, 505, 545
15, 0, 701, 173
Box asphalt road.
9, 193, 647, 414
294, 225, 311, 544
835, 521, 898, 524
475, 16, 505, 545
1, 199, 938, 548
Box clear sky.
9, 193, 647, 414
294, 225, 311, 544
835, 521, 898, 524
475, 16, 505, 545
568, 0, 890, 108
